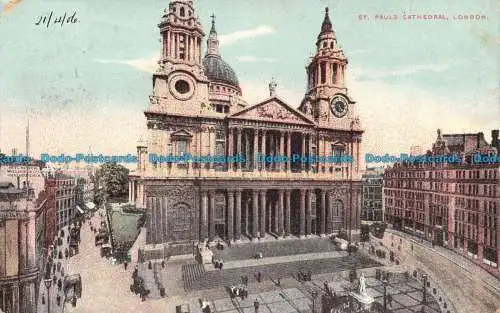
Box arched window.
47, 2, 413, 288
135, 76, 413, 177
180, 7, 185, 17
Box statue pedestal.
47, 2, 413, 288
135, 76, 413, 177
197, 244, 213, 265
350, 292, 374, 310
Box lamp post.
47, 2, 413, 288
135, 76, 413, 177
382, 279, 388, 310
422, 274, 428, 304
44, 277, 52, 313
311, 290, 318, 313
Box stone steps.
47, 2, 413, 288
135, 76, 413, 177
182, 263, 206, 291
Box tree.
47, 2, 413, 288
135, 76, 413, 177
95, 163, 130, 198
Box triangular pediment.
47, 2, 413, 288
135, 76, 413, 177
230, 96, 315, 126
170, 129, 193, 138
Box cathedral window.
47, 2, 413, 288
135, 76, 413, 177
330, 42, 334, 49
180, 7, 185, 17
177, 140, 188, 156
175, 80, 190, 94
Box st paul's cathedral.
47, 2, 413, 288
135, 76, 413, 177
129, 0, 364, 255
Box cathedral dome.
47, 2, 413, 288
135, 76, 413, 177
203, 54, 240, 88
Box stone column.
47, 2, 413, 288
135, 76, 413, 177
261, 130, 267, 172
146, 197, 153, 243
236, 128, 242, 171
19, 220, 27, 268
260, 190, 266, 239
301, 134, 306, 172
320, 190, 326, 235
228, 127, 234, 171
278, 190, 284, 237
235, 190, 242, 240
176, 33, 180, 59
227, 190, 234, 242
285, 190, 291, 236
279, 131, 285, 172
253, 129, 259, 172
306, 189, 312, 234
209, 191, 215, 242
326, 194, 332, 234
300, 189, 306, 237
308, 134, 313, 172
252, 190, 259, 239
200, 191, 208, 241
128, 181, 132, 203
287, 131, 292, 172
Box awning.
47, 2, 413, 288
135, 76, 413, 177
76, 206, 84, 214
85, 202, 96, 210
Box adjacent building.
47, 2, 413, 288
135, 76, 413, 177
129, 1, 364, 255
0, 182, 38, 313
384, 129, 500, 271
361, 167, 384, 222
45, 173, 77, 231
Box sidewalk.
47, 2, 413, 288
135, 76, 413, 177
37, 224, 74, 313
387, 229, 499, 291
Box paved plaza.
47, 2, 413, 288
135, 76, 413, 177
181, 273, 442, 313
183, 254, 381, 291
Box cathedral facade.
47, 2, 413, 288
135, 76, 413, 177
129, 0, 364, 255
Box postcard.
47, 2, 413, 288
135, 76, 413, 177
0, 0, 498, 313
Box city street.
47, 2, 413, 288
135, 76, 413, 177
412, 244, 500, 313
64, 210, 180, 313
37, 224, 74, 313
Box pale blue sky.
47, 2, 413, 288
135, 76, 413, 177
0, 0, 498, 156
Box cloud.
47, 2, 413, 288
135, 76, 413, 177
220, 25, 275, 46
351, 63, 451, 80
94, 53, 159, 74
1, 103, 144, 157
236, 55, 277, 63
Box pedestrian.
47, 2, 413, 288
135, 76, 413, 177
220, 259, 223, 270
387, 294, 393, 307
148, 261, 152, 270
253, 298, 260, 313
257, 271, 262, 283
124, 261, 128, 270
324, 281, 329, 293
56, 295, 61, 306
161, 260, 165, 269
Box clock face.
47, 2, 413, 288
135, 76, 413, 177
330, 95, 348, 118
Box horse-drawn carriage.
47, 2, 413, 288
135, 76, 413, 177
64, 274, 82, 300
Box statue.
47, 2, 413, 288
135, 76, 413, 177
359, 272, 367, 296
269, 77, 277, 97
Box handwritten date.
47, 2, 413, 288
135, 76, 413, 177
35, 11, 78, 28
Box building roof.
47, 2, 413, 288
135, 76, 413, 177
320, 7, 333, 36
203, 54, 239, 88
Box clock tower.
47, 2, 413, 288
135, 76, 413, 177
299, 8, 360, 131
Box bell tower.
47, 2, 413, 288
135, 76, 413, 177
149, 0, 210, 115
299, 8, 359, 130
158, 0, 204, 66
